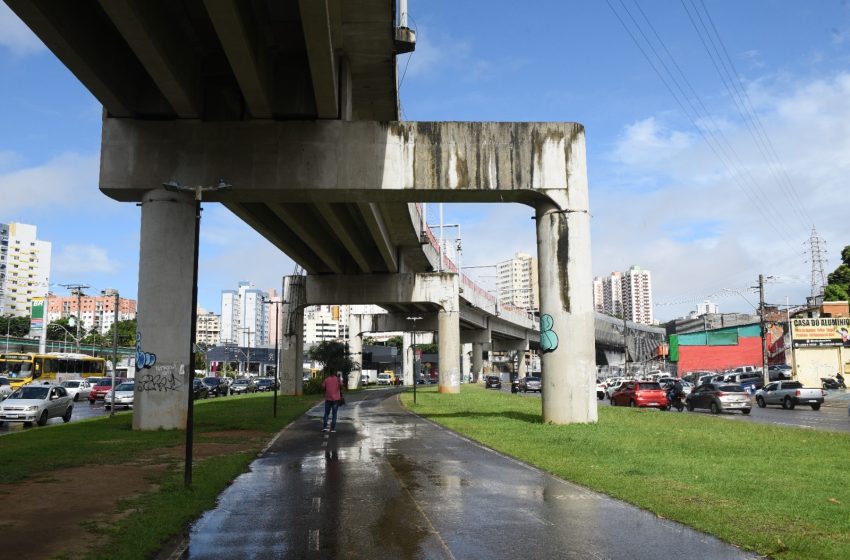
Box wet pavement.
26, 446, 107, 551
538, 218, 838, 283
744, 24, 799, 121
182, 389, 758, 559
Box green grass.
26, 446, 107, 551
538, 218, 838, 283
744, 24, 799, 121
0, 392, 318, 559
401, 385, 850, 560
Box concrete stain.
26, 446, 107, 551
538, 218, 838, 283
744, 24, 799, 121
556, 215, 570, 313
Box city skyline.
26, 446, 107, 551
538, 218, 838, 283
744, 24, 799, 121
1, 2, 847, 321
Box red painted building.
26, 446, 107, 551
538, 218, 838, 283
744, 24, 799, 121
670, 324, 764, 374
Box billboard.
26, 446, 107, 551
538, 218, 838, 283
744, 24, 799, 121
791, 317, 850, 348
30, 297, 45, 332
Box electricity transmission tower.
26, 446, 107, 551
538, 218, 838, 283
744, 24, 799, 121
805, 227, 827, 303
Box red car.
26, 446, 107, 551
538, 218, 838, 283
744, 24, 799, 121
88, 377, 128, 403
611, 381, 668, 409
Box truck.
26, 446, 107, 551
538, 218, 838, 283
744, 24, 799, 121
754, 381, 826, 410
360, 369, 378, 385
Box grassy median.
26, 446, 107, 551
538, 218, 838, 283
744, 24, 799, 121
0, 392, 317, 560
402, 385, 850, 560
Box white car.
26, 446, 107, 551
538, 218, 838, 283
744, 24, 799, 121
104, 382, 135, 409
0, 384, 73, 426
596, 380, 607, 400
376, 373, 392, 385
60, 379, 93, 402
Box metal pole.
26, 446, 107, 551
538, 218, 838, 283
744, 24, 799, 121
412, 326, 416, 403
75, 289, 82, 353
273, 303, 279, 417
759, 274, 769, 387
110, 291, 119, 417
185, 196, 201, 487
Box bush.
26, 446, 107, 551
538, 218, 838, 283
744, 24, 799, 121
303, 378, 323, 395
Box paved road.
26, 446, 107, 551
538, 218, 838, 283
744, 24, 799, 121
182, 389, 757, 559
0, 397, 114, 435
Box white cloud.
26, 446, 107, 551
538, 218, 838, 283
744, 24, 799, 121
0, 152, 101, 213
0, 3, 46, 56
53, 244, 118, 275
612, 117, 694, 168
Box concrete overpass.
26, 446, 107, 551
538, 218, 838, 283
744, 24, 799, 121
8, 0, 598, 426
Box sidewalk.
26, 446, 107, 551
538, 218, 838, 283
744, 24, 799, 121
178, 389, 759, 559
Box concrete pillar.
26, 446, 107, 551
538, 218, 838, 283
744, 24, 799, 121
472, 342, 483, 383
403, 331, 413, 385
461, 343, 472, 383
536, 191, 596, 423
281, 276, 305, 396
348, 313, 362, 390
133, 189, 195, 431
517, 348, 528, 378
437, 309, 460, 393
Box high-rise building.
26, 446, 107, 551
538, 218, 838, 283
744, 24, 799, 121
304, 305, 348, 345
0, 222, 52, 318
694, 300, 719, 316
594, 268, 652, 324
196, 309, 221, 346
495, 252, 539, 310
219, 281, 268, 346
47, 290, 136, 334
592, 272, 624, 317
622, 265, 653, 325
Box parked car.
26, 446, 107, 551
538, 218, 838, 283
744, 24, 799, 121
60, 379, 93, 402
255, 378, 276, 392
686, 383, 751, 414
518, 376, 541, 393
0, 384, 73, 426
485, 375, 502, 389
0, 376, 12, 400
192, 378, 209, 400
611, 381, 668, 409
767, 365, 793, 381
755, 381, 825, 410
203, 377, 230, 397
606, 379, 628, 399
88, 377, 128, 403
104, 382, 135, 409
230, 377, 257, 394
376, 373, 392, 385
596, 380, 606, 400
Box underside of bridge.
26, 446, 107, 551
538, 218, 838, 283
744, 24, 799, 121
9, 0, 598, 427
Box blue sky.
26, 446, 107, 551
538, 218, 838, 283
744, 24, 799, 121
1, 1, 848, 321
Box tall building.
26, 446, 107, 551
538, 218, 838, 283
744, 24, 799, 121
592, 272, 624, 317
303, 305, 348, 345
694, 300, 719, 316
495, 252, 539, 310
196, 309, 221, 346
622, 265, 653, 325
219, 281, 268, 346
0, 223, 52, 317
47, 290, 137, 334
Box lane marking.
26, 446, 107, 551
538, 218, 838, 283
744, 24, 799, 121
312, 497, 321, 513
309, 529, 320, 551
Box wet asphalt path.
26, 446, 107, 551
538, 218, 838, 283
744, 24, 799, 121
183, 389, 757, 559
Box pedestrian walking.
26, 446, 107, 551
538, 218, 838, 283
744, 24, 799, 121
321, 370, 343, 433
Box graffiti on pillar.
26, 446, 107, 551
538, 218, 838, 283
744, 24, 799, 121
135, 332, 157, 371
138, 364, 184, 392
540, 314, 559, 354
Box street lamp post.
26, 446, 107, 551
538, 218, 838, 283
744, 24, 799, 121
163, 179, 231, 488
407, 316, 422, 403
262, 297, 284, 418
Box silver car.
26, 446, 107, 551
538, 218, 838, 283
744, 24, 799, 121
0, 384, 73, 426
519, 376, 542, 393
104, 382, 135, 409
60, 379, 93, 402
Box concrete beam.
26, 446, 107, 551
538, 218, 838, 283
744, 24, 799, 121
99, 0, 202, 118
204, 0, 274, 118
316, 203, 372, 273
356, 313, 438, 334
99, 120, 583, 209
359, 203, 397, 273
270, 203, 344, 273
298, 0, 338, 118
306, 273, 457, 312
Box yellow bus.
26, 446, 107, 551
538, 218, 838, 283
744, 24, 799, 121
0, 352, 107, 389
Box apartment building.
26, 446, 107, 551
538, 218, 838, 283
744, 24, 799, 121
47, 289, 137, 334
0, 222, 52, 318
594, 266, 653, 325
196, 310, 221, 346
495, 252, 539, 310
219, 281, 268, 346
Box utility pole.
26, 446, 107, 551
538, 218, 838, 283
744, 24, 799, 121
110, 290, 120, 417
407, 316, 422, 403
61, 284, 90, 353
759, 274, 769, 387
623, 314, 629, 376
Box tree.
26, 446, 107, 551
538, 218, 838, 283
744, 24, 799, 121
825, 245, 850, 301
0, 315, 31, 337
104, 319, 137, 347
47, 317, 84, 342
307, 340, 359, 383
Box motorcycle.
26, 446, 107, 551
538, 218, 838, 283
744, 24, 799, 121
821, 375, 846, 390
667, 390, 685, 412
510, 380, 520, 394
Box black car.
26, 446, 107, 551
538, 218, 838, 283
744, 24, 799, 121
202, 377, 229, 397
484, 375, 502, 389
192, 378, 209, 400
256, 378, 276, 392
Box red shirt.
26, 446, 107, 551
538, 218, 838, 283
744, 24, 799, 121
322, 375, 342, 401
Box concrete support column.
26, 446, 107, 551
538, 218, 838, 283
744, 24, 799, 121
281, 276, 305, 396
437, 309, 460, 393
461, 343, 472, 383
133, 189, 195, 431
403, 331, 414, 385
472, 342, 484, 383
536, 193, 596, 423
517, 349, 528, 378
348, 313, 362, 390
